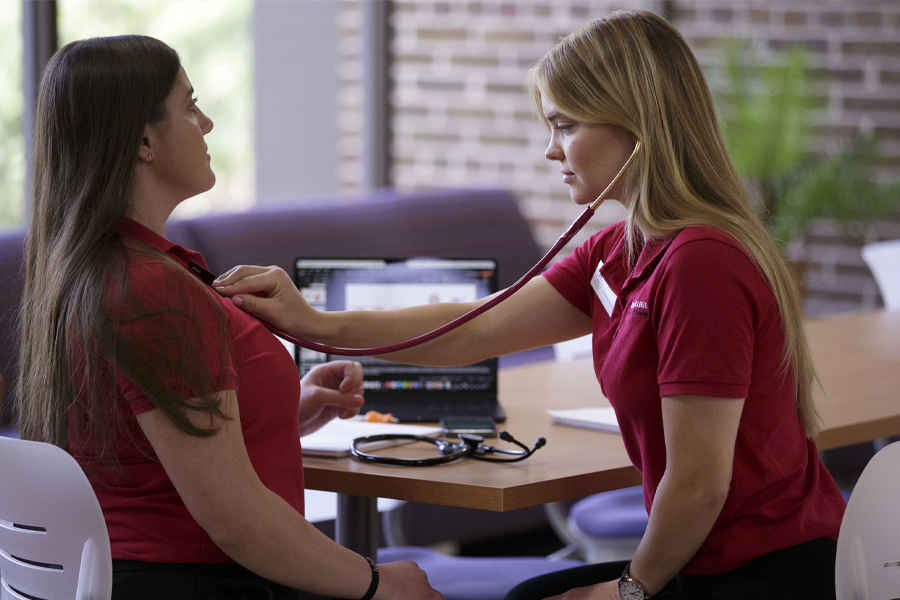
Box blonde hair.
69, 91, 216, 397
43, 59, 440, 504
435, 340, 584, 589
527, 10, 821, 437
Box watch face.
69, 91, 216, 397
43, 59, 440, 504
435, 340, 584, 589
619, 580, 645, 600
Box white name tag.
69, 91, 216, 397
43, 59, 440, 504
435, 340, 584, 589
591, 260, 617, 317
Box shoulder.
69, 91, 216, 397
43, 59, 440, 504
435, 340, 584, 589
665, 226, 756, 273
657, 226, 774, 306
670, 225, 743, 253
108, 242, 214, 315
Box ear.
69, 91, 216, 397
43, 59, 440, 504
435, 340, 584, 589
137, 123, 156, 163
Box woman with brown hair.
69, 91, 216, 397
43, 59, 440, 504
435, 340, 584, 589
17, 34, 443, 600
217, 10, 845, 600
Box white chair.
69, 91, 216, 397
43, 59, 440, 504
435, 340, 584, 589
835, 440, 900, 600
862, 238, 900, 310
861, 238, 900, 452
0, 436, 112, 600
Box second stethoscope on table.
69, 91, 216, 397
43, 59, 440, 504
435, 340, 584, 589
351, 430, 547, 467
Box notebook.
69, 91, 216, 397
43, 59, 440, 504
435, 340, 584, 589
293, 257, 506, 423
546, 407, 620, 434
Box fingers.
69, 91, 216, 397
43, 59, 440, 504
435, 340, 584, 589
310, 386, 365, 413
213, 264, 275, 287
339, 361, 365, 395
337, 406, 362, 419
213, 265, 288, 298
376, 561, 446, 600
304, 361, 364, 392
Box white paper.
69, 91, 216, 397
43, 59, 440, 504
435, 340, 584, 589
302, 419, 443, 457
547, 406, 620, 434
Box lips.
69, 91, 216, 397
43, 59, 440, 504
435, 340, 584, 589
561, 171, 575, 184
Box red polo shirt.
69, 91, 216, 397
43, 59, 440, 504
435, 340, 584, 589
544, 222, 845, 575
72, 218, 305, 564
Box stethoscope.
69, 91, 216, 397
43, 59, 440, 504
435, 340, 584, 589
193, 141, 640, 466
351, 430, 547, 467
245, 140, 642, 357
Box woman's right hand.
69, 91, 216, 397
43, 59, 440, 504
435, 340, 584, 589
375, 561, 446, 600
214, 265, 312, 334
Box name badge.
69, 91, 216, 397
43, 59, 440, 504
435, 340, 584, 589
591, 260, 617, 317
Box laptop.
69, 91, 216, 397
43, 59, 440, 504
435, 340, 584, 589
293, 257, 506, 423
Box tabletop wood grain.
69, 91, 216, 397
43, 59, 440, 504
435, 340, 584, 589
303, 310, 900, 511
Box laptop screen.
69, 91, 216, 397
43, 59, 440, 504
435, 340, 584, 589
293, 258, 502, 422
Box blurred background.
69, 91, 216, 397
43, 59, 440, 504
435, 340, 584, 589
2, 0, 899, 315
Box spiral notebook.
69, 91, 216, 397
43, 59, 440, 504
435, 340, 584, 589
547, 407, 620, 434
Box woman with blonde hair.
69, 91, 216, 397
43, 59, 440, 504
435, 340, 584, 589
217, 10, 845, 600
18, 34, 443, 600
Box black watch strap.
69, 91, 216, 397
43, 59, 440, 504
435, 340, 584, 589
359, 556, 379, 600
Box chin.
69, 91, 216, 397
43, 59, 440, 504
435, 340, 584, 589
571, 191, 595, 206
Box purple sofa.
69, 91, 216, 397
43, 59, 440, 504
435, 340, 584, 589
1, 187, 542, 430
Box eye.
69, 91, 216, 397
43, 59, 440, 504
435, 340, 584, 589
190, 96, 199, 110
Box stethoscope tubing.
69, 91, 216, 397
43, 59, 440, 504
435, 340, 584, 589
253, 140, 641, 357
350, 431, 546, 466
253, 208, 591, 357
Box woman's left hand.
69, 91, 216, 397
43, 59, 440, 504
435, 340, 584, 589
544, 580, 620, 600
297, 361, 365, 436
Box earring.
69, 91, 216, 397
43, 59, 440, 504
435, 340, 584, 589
148, 153, 153, 160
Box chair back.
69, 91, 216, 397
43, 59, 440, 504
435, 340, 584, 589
862, 239, 900, 310
0, 436, 112, 600
835, 440, 900, 600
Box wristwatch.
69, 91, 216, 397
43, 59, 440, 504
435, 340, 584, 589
618, 563, 650, 600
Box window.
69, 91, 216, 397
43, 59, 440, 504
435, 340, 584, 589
0, 1, 24, 229
58, 0, 254, 218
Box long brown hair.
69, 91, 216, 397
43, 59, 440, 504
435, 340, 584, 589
528, 10, 821, 437
18, 35, 230, 464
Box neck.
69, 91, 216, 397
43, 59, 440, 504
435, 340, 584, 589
127, 171, 177, 238
126, 205, 169, 237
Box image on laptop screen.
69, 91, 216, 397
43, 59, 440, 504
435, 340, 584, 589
293, 258, 505, 423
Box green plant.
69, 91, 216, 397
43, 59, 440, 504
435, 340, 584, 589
713, 39, 900, 244
774, 136, 900, 242
717, 40, 813, 200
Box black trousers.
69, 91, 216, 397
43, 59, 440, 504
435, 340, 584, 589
112, 560, 335, 600
504, 537, 837, 600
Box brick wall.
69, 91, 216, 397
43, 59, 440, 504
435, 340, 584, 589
786, 218, 900, 314
337, 0, 900, 315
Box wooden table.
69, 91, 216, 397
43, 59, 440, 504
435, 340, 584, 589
303, 309, 900, 557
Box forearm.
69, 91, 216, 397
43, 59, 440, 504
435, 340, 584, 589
209, 484, 374, 598
628, 474, 728, 594
305, 300, 493, 366
297, 278, 592, 366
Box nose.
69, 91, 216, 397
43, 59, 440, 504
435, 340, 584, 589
545, 134, 562, 162
201, 110, 214, 135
